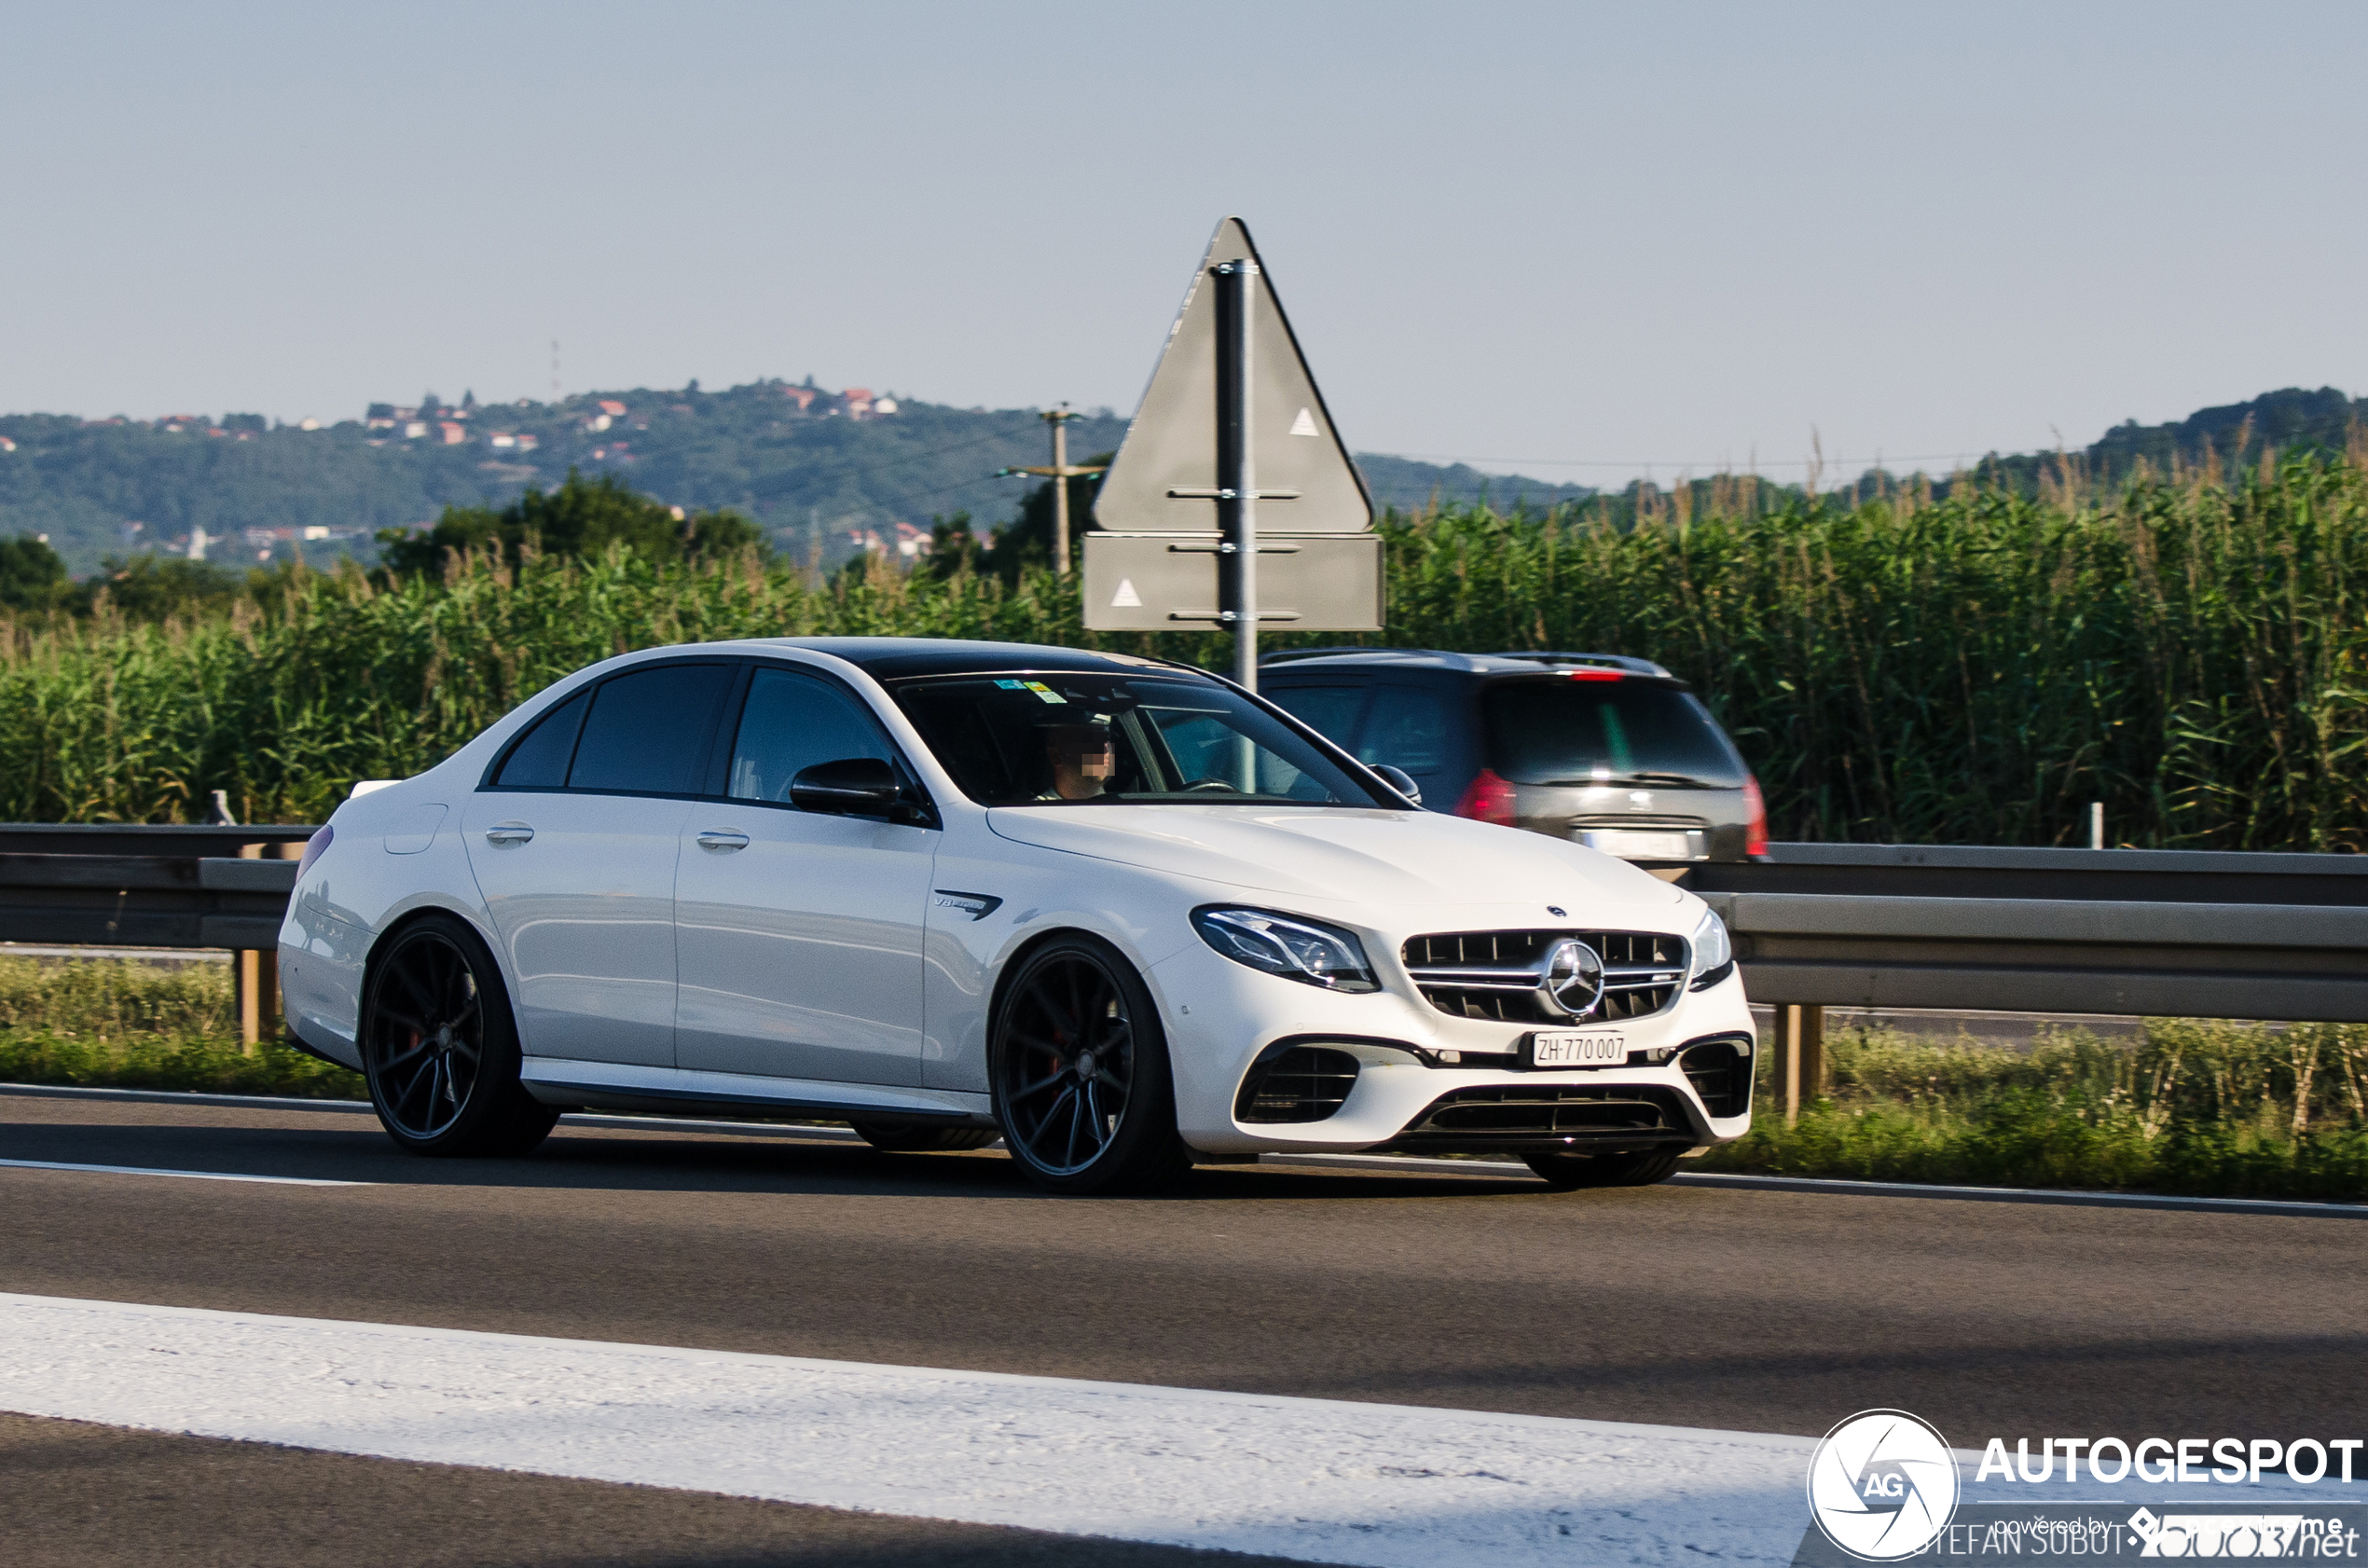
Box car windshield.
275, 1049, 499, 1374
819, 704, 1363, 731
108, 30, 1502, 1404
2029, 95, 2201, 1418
1483, 678, 1748, 788
892, 672, 1395, 808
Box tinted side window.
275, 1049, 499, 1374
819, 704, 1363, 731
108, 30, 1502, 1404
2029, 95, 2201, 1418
1266, 685, 1369, 750
493, 690, 589, 789
727, 668, 896, 804
566, 665, 733, 795
1358, 684, 1452, 774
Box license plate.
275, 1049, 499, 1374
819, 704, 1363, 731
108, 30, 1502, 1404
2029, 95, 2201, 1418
1578, 829, 1695, 860
1527, 1031, 1628, 1068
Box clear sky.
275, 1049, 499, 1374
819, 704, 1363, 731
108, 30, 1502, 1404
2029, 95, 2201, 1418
4, 2, 2361, 482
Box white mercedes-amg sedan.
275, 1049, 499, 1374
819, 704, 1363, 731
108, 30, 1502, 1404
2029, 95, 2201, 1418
280, 639, 1755, 1193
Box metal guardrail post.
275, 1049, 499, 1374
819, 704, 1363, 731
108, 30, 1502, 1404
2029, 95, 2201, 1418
234, 844, 263, 1052
230, 841, 295, 1052
1775, 1004, 1824, 1125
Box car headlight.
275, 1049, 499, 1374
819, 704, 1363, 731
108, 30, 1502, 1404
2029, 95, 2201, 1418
1688, 906, 1734, 989
1192, 907, 1379, 994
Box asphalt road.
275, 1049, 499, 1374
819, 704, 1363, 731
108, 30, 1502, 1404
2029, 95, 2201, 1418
0, 1410, 1335, 1568
6, 1088, 2362, 1442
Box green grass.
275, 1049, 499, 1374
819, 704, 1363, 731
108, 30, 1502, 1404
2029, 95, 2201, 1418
1698, 1020, 2368, 1202
0, 955, 362, 1098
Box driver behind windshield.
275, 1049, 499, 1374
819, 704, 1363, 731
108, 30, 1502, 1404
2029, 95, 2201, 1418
890, 672, 1392, 809
1039, 722, 1116, 801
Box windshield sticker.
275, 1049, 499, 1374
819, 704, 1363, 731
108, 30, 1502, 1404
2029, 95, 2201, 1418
994, 679, 1026, 689
1025, 681, 1067, 704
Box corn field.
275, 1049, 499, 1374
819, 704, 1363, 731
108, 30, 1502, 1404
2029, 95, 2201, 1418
3, 449, 2365, 847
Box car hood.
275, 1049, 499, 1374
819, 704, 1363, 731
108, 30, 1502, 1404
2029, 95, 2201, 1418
984, 805, 1686, 915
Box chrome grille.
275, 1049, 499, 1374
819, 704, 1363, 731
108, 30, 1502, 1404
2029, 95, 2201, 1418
1399, 928, 1688, 1025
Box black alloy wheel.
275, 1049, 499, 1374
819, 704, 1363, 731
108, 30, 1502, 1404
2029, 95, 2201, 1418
989, 935, 1188, 1194
361, 914, 557, 1158
1523, 1145, 1688, 1190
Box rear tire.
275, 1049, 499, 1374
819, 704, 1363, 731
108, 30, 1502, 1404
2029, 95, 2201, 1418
1523, 1145, 1687, 1190
989, 934, 1190, 1195
361, 914, 558, 1159
850, 1121, 1000, 1152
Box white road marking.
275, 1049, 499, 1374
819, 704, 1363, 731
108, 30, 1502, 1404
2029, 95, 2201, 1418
0, 1159, 367, 1187
0, 1295, 2347, 1566
0, 1293, 1805, 1567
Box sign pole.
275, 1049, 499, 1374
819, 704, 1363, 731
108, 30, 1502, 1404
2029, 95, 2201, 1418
1050, 409, 1071, 577
1215, 261, 1259, 695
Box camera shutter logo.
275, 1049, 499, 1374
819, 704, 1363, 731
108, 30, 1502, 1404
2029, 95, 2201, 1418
1807, 1409, 1961, 1561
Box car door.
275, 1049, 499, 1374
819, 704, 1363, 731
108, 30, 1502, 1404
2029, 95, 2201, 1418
673, 664, 935, 1087
461, 662, 735, 1068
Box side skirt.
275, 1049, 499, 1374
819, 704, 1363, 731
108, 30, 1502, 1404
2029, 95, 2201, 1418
518, 1058, 996, 1128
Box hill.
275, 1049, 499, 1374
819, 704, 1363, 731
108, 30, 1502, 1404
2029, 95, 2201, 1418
0, 380, 1597, 576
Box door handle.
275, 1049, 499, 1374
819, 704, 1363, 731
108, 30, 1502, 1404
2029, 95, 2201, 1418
695, 830, 750, 851
484, 822, 535, 846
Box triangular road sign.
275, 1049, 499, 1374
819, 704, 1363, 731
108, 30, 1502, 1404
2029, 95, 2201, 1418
1110, 576, 1142, 608
1094, 217, 1373, 534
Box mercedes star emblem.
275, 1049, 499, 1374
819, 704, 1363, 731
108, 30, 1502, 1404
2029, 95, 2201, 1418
1537, 939, 1605, 1019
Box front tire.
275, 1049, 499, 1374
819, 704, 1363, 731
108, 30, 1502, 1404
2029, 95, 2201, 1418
361, 914, 558, 1158
989, 935, 1188, 1195
1523, 1145, 1687, 1190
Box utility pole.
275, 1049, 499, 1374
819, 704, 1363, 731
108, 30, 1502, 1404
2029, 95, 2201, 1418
1000, 405, 1105, 576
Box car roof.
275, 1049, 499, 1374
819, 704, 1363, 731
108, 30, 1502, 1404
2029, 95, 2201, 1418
736, 637, 1212, 682
1257, 647, 1676, 680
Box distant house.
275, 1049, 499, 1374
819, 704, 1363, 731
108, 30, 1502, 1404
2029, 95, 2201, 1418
489, 433, 517, 448
585, 413, 613, 433
404, 421, 429, 440
0, 437, 14, 453
871, 395, 900, 416
844, 387, 874, 419
782, 386, 818, 413
516, 433, 539, 451
438, 421, 466, 445
598, 400, 627, 418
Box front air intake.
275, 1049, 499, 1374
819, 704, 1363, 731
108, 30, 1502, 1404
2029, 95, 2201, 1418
1678, 1034, 1755, 1119
1235, 1046, 1360, 1123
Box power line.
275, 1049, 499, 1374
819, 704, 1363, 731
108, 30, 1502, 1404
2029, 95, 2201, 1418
1374, 449, 1992, 473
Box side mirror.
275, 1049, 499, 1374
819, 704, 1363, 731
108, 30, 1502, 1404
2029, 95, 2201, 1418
790, 756, 904, 817
1370, 764, 1424, 808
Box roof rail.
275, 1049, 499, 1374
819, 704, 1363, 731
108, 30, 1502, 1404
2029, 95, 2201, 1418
1257, 646, 1397, 666
1258, 647, 1502, 673
1485, 651, 1673, 679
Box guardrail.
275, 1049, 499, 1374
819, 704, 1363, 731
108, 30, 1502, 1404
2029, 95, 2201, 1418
0, 830, 2361, 1103
0, 826, 316, 1048
1682, 844, 2368, 1120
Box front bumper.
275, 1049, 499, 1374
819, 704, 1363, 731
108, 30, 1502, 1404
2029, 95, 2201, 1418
1144, 938, 1756, 1156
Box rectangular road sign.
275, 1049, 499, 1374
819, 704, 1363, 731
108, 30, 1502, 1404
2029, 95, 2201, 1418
1082, 531, 1383, 632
